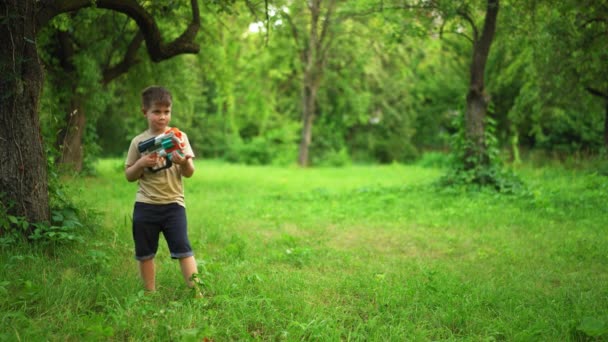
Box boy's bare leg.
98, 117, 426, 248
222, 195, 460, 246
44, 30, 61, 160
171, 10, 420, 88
179, 256, 198, 288
139, 258, 156, 292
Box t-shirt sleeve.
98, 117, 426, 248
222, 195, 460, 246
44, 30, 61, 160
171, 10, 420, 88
182, 132, 195, 158
125, 138, 141, 167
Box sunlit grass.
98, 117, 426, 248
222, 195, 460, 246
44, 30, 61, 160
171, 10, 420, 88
1, 159, 607, 340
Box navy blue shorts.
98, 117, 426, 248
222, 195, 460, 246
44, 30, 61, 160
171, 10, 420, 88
132, 202, 194, 261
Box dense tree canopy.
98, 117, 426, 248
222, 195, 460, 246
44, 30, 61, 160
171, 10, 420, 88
39, 0, 608, 167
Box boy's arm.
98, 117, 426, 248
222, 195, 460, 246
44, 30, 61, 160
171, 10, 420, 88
174, 132, 195, 178
171, 152, 195, 178
125, 154, 159, 182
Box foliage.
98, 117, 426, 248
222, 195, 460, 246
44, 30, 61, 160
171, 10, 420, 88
38, 8, 122, 171
37, 0, 605, 168
0, 152, 97, 247
416, 151, 451, 169
0, 196, 30, 246
224, 126, 299, 166
495, 0, 607, 153
440, 111, 524, 193
0, 195, 85, 247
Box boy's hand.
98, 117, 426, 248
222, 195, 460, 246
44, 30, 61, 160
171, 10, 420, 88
138, 153, 160, 169
171, 151, 193, 166
126, 153, 160, 181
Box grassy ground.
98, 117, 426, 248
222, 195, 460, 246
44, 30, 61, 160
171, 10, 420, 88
1, 159, 607, 341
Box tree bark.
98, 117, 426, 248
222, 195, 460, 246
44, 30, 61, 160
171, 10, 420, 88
294, 0, 336, 167
464, 0, 499, 170
56, 101, 86, 172
51, 30, 85, 172
0, 1, 51, 224
298, 83, 317, 166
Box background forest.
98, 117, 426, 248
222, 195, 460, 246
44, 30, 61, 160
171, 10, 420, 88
35, 0, 607, 172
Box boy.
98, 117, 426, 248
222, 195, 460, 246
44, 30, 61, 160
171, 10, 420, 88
125, 86, 200, 295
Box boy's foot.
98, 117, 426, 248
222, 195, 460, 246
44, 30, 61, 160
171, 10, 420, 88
194, 289, 204, 299
190, 273, 205, 299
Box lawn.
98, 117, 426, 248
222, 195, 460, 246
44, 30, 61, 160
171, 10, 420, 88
1, 159, 607, 341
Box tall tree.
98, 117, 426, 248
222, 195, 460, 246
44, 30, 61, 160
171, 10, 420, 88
281, 0, 338, 167
461, 0, 499, 171
0, 0, 200, 224
431, 0, 500, 183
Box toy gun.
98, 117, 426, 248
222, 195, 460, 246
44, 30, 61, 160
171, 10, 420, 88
137, 127, 185, 172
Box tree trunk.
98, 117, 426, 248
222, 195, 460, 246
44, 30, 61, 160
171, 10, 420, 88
296, 0, 331, 167
0, 1, 51, 224
53, 30, 85, 172
298, 83, 317, 166
464, 0, 499, 170
57, 99, 86, 172
465, 89, 490, 168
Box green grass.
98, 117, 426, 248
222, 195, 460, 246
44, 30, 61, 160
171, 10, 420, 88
1, 159, 607, 341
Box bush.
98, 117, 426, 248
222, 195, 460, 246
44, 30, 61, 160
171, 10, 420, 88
416, 151, 451, 168
224, 126, 299, 166
314, 147, 352, 167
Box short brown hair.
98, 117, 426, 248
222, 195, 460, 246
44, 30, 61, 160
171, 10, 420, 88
141, 86, 172, 110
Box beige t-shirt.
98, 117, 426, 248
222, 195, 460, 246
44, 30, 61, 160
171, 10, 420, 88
125, 129, 195, 207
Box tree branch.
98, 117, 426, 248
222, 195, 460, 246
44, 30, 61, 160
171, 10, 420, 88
37, 0, 200, 62
476, 0, 499, 56
319, 0, 336, 46
579, 16, 608, 29
457, 8, 479, 42
280, 8, 303, 58
441, 30, 474, 44
586, 87, 608, 100
318, 0, 337, 62
439, 17, 474, 44
469, 0, 499, 90
102, 30, 144, 85
333, 2, 434, 24
280, 9, 296, 42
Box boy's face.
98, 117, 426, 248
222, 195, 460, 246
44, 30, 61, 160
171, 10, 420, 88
143, 102, 172, 134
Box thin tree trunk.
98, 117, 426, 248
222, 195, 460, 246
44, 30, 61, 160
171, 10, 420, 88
0, 1, 51, 224
297, 0, 328, 167
464, 0, 499, 171
57, 100, 86, 172
298, 84, 317, 166
53, 30, 85, 172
